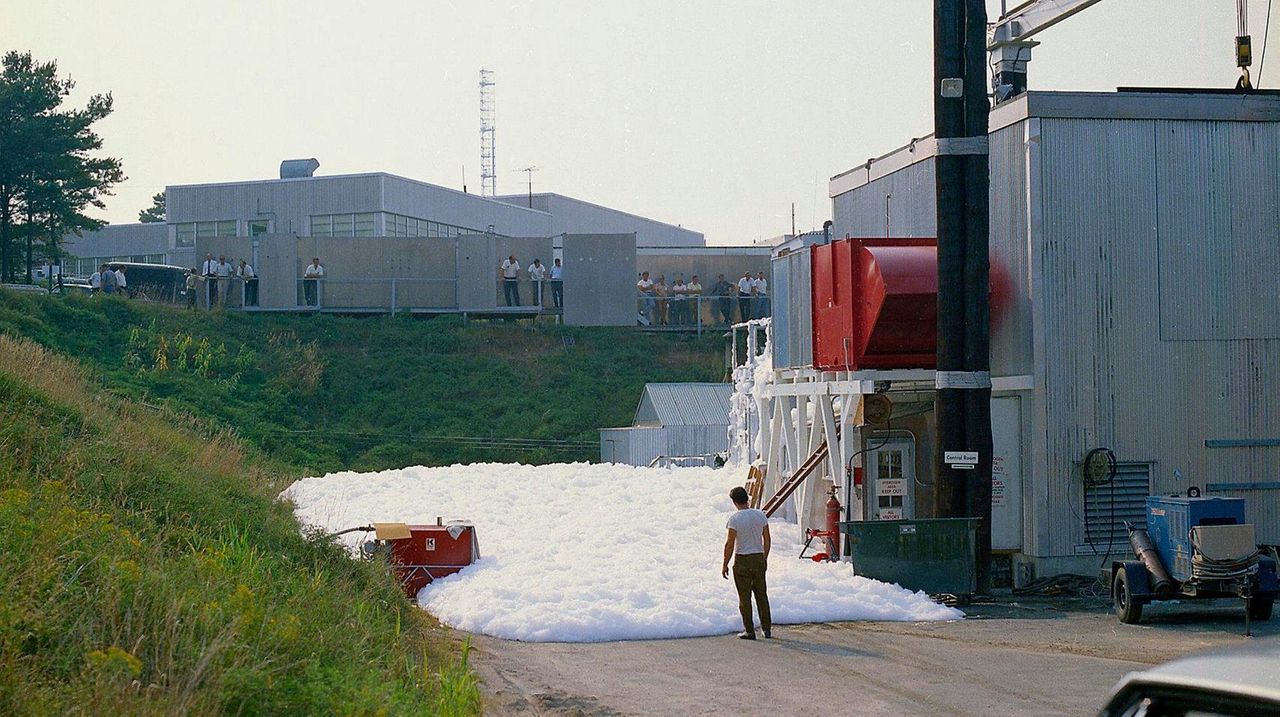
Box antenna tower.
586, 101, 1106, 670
479, 68, 496, 196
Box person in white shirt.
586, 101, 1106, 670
528, 258, 547, 306
214, 255, 234, 307
200, 253, 218, 305
751, 271, 768, 318
687, 275, 704, 326
114, 267, 128, 298
500, 255, 521, 306
722, 486, 772, 640
303, 257, 325, 306
549, 258, 564, 308
89, 268, 102, 294
636, 271, 655, 323
737, 272, 754, 324
238, 259, 257, 307
671, 276, 688, 325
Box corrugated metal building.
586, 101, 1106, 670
600, 383, 733, 465
62, 165, 703, 272
815, 90, 1280, 577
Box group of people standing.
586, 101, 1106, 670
188, 253, 257, 309
636, 270, 768, 326
500, 255, 564, 309
88, 265, 129, 296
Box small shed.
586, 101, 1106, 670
599, 383, 733, 466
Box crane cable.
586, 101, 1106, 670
1260, 0, 1274, 85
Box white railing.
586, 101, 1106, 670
634, 294, 770, 334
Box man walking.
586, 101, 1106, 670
721, 486, 771, 640
501, 255, 521, 306
549, 258, 564, 309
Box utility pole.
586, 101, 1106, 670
932, 0, 992, 593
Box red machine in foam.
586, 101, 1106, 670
810, 238, 939, 371
338, 520, 480, 598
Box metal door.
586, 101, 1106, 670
991, 396, 1024, 550
867, 438, 915, 520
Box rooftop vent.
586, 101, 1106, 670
279, 158, 320, 179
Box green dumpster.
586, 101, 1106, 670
839, 518, 981, 596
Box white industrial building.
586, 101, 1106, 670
746, 90, 1280, 583
61, 160, 703, 274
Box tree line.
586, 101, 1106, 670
0, 51, 124, 283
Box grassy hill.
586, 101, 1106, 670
0, 333, 478, 715
0, 292, 725, 474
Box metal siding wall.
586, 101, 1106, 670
496, 194, 704, 247
1037, 117, 1280, 553
831, 159, 937, 239
382, 177, 553, 238
1153, 121, 1280, 341
769, 251, 812, 369
988, 122, 1034, 377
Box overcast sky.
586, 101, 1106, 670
5, 1, 1272, 244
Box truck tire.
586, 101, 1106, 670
1248, 598, 1274, 621
1114, 569, 1143, 624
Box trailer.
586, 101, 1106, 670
1111, 494, 1278, 627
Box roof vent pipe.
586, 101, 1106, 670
822, 220, 833, 245
280, 158, 320, 179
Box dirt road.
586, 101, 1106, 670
469, 597, 1277, 716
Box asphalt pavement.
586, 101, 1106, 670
469, 595, 1278, 716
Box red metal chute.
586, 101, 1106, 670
810, 238, 939, 371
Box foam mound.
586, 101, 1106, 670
282, 462, 962, 642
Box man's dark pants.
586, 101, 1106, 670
503, 279, 520, 306
551, 280, 563, 308
738, 294, 752, 323
732, 552, 770, 635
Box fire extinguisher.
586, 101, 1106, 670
825, 485, 842, 562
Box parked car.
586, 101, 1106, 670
105, 262, 188, 303
1098, 638, 1280, 716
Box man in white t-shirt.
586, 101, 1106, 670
500, 255, 521, 306
737, 272, 754, 324
89, 268, 102, 294
636, 271, 655, 323
721, 485, 772, 640
303, 257, 325, 306
115, 266, 128, 298
528, 258, 547, 306
549, 258, 564, 308
214, 255, 234, 307
751, 271, 768, 318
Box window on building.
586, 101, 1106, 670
249, 220, 269, 236
354, 212, 376, 237
331, 214, 354, 236
175, 220, 236, 247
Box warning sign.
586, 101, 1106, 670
878, 478, 906, 497
424, 538, 436, 551
992, 456, 1006, 507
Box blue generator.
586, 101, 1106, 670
1145, 496, 1247, 583
1112, 493, 1278, 627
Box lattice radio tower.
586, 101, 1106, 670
479, 68, 496, 196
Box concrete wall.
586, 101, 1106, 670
495, 193, 704, 247
563, 234, 635, 326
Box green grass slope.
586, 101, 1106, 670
0, 291, 724, 474
0, 334, 479, 716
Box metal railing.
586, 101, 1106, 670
192, 275, 257, 310
635, 294, 770, 334
296, 278, 458, 312
497, 278, 562, 311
